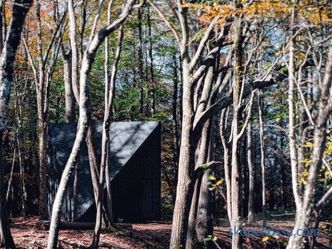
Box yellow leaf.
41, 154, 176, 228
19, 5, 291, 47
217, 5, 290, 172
262, 236, 269, 242
216, 179, 224, 186
304, 141, 314, 149
300, 177, 307, 185
208, 175, 216, 181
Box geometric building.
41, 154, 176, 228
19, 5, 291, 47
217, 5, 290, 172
47, 121, 161, 222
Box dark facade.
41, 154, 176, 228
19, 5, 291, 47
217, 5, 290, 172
47, 121, 161, 222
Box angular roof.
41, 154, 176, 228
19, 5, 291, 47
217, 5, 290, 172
48, 121, 159, 179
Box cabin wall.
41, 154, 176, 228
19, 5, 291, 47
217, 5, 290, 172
112, 123, 161, 222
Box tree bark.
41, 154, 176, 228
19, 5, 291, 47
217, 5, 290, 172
288, 4, 303, 215
91, 20, 124, 249
137, 7, 144, 115
258, 91, 266, 226
246, 116, 255, 224
220, 109, 232, 226
62, 49, 75, 123
230, 12, 243, 249
186, 120, 211, 249
0, 0, 32, 247
170, 57, 194, 249
147, 6, 156, 115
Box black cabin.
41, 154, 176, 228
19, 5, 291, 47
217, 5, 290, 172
47, 121, 161, 222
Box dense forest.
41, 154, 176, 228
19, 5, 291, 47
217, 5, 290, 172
0, 0, 331, 248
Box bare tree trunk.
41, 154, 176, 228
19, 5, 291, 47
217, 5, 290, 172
138, 8, 144, 115
258, 91, 266, 226
230, 13, 243, 249
0, 0, 4, 51
147, 6, 156, 115
170, 58, 194, 249
62, 49, 75, 123
47, 53, 90, 249
68, 0, 79, 103
15, 86, 26, 218
0, 0, 32, 248
246, 116, 255, 224
220, 109, 232, 225
171, 53, 179, 202
287, 5, 303, 215
0, 1, 31, 247
186, 120, 210, 249
91, 17, 124, 249
103, 1, 115, 226
196, 125, 213, 246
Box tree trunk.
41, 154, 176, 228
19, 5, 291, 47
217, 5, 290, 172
62, 50, 75, 123
137, 8, 144, 115
0, 0, 32, 247
186, 120, 211, 249
288, 4, 303, 215
230, 13, 243, 249
147, 6, 156, 115
258, 92, 266, 226
220, 109, 232, 226
246, 118, 255, 224
196, 125, 213, 246
91, 18, 124, 249
170, 58, 195, 249
171, 53, 179, 202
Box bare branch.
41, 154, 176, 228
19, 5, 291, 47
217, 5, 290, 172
147, 0, 180, 45
189, 16, 219, 71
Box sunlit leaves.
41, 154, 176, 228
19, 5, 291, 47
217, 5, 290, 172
185, 0, 332, 25
300, 171, 308, 185
262, 236, 269, 242
300, 134, 332, 186
203, 235, 218, 244
208, 175, 224, 191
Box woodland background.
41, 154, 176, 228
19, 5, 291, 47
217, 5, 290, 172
0, 0, 331, 249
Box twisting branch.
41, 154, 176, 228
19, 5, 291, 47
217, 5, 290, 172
237, 90, 256, 139
147, 0, 180, 45
189, 16, 219, 71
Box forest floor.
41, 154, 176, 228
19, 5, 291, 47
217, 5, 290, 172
10, 217, 332, 249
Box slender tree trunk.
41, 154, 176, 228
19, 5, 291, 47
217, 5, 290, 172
230, 13, 243, 249
147, 7, 156, 115
33, 1, 50, 220
103, 1, 115, 226
258, 92, 266, 226
62, 49, 75, 123
138, 8, 144, 115
0, 0, 4, 51
247, 118, 255, 224
288, 5, 303, 215
220, 109, 232, 226
47, 53, 91, 249
91, 18, 124, 249
171, 53, 179, 202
